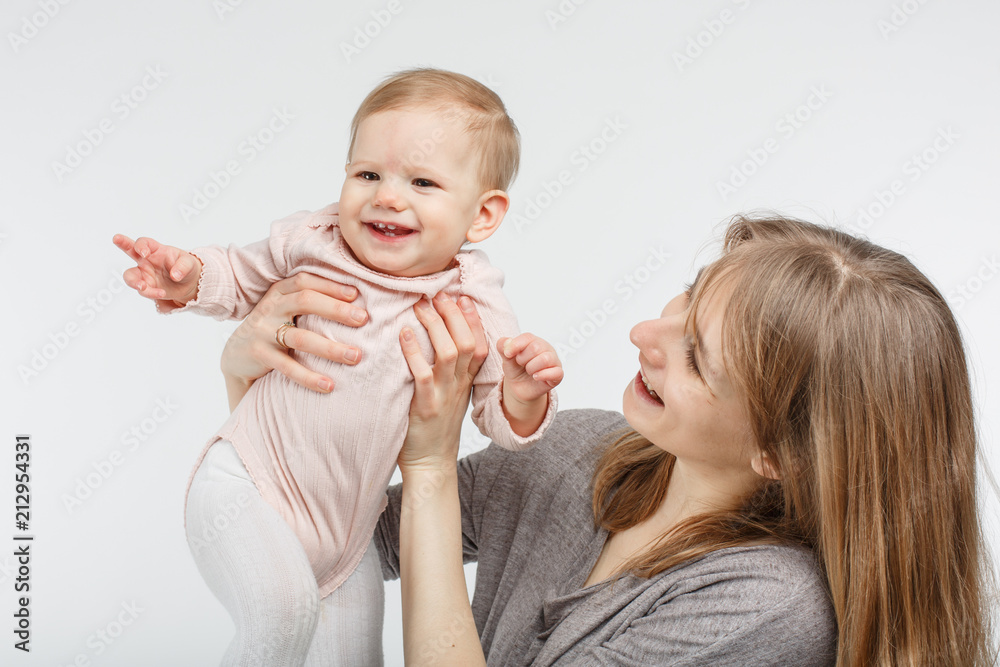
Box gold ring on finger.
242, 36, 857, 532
275, 321, 296, 350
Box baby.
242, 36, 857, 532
113, 69, 562, 665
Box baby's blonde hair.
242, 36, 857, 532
347, 68, 520, 192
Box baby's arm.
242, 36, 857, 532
461, 250, 561, 448
113, 234, 203, 308
497, 334, 563, 437
113, 208, 323, 320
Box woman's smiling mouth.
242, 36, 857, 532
637, 370, 663, 404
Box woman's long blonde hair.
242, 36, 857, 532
593, 215, 995, 665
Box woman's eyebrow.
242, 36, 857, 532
695, 329, 714, 376
689, 266, 706, 294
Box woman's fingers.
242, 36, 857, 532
281, 326, 361, 366
275, 272, 360, 303
413, 296, 460, 376
408, 293, 488, 385
430, 292, 481, 379
288, 289, 368, 327
232, 297, 362, 369
397, 293, 490, 472
399, 326, 434, 405
457, 296, 489, 375
223, 274, 368, 385
223, 322, 337, 393
266, 274, 367, 327
405, 293, 481, 407
243, 274, 366, 337
266, 344, 335, 393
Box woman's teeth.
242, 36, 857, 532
640, 371, 660, 400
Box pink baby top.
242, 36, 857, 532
169, 202, 557, 597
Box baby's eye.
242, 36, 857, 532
412, 178, 437, 188
358, 171, 379, 181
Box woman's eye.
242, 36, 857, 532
413, 178, 436, 188
685, 343, 701, 377
359, 171, 379, 181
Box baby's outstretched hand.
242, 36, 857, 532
113, 234, 202, 306
498, 333, 563, 404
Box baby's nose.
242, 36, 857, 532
373, 182, 402, 209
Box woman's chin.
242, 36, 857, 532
621, 382, 646, 430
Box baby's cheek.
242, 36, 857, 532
337, 188, 360, 211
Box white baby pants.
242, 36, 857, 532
185, 440, 385, 666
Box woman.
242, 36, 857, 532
219, 215, 994, 665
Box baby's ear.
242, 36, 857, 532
466, 190, 510, 243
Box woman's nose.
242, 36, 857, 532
629, 319, 661, 359
629, 315, 682, 364
629, 319, 650, 349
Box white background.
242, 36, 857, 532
3, 1, 998, 664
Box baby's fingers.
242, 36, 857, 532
498, 334, 529, 361
500, 333, 549, 367
113, 234, 142, 261
122, 267, 168, 300
522, 349, 562, 378
169, 253, 200, 283
122, 266, 143, 291
530, 365, 564, 388
131, 236, 163, 260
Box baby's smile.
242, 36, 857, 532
364, 220, 416, 239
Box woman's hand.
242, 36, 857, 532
396, 292, 489, 667
396, 292, 488, 474
220, 273, 368, 410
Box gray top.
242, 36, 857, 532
375, 409, 837, 666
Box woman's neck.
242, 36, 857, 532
651, 459, 758, 531
582, 458, 761, 589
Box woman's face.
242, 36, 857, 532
623, 277, 760, 486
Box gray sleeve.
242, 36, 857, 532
568, 551, 837, 667
372, 408, 621, 582
373, 442, 512, 581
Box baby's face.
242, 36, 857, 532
339, 107, 487, 277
